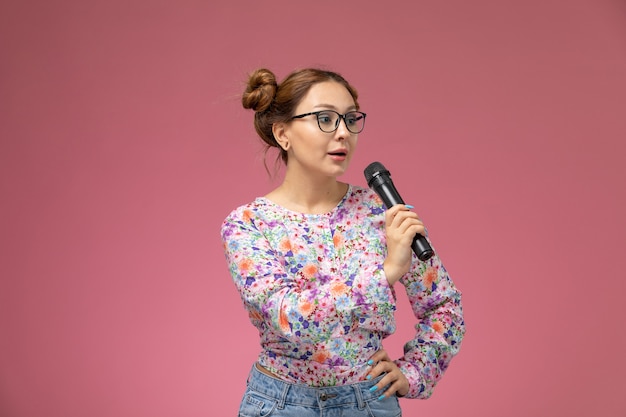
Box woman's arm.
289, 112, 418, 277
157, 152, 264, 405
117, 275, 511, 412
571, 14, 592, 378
221, 208, 397, 343
395, 249, 465, 399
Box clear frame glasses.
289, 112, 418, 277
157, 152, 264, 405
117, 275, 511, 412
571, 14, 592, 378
290, 110, 367, 134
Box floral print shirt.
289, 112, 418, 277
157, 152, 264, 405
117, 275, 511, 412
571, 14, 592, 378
220, 185, 465, 399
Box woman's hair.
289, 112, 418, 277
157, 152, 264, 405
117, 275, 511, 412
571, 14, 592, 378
242, 68, 359, 167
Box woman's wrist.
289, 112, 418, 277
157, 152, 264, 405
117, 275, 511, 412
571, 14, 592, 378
383, 260, 403, 285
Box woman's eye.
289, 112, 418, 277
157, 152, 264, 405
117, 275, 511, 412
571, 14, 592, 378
318, 113, 333, 124
346, 113, 362, 125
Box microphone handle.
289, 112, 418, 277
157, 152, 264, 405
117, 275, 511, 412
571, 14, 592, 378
374, 182, 434, 262
411, 235, 434, 262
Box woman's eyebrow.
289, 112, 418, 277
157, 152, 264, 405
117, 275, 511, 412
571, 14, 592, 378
312, 103, 357, 111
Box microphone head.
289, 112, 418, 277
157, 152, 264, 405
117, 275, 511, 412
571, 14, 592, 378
364, 161, 389, 186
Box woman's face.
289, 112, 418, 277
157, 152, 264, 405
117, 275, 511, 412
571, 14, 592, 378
277, 81, 360, 180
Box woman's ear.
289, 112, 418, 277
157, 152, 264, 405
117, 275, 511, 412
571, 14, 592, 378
272, 122, 290, 151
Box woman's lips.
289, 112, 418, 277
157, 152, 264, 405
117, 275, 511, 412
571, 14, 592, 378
328, 150, 348, 161
328, 148, 347, 156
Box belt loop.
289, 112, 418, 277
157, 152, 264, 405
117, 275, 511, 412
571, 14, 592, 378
277, 381, 289, 409
353, 384, 365, 410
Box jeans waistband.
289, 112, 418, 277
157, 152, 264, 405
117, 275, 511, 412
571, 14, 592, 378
246, 363, 389, 409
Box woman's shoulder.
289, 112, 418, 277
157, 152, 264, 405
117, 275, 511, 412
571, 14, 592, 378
345, 184, 383, 207
221, 197, 269, 226
348, 184, 373, 196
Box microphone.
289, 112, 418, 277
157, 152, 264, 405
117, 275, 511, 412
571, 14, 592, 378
364, 161, 434, 261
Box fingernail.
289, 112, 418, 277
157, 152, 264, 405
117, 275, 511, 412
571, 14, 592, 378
367, 359, 374, 365
369, 386, 378, 392
366, 375, 371, 380
378, 395, 386, 401
405, 204, 414, 209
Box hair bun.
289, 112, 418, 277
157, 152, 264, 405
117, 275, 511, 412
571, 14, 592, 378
242, 68, 278, 113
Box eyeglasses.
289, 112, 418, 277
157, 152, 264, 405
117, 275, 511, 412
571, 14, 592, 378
290, 110, 367, 134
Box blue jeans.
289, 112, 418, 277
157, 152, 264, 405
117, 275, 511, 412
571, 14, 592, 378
238, 364, 402, 417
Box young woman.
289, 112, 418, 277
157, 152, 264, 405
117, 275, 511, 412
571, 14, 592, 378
221, 67, 465, 416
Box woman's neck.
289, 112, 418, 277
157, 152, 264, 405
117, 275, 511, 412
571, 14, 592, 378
265, 177, 348, 215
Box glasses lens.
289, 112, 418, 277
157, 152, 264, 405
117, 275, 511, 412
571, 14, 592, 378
345, 112, 365, 133
316, 111, 340, 133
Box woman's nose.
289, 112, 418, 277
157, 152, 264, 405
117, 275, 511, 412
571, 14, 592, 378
334, 117, 350, 139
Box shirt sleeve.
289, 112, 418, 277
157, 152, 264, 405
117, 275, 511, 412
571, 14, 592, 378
220, 209, 397, 344
394, 240, 465, 399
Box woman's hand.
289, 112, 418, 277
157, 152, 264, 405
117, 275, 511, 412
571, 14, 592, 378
366, 349, 410, 398
383, 204, 426, 285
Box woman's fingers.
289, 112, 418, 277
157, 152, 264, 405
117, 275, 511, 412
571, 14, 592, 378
383, 205, 429, 283
376, 367, 409, 398
386, 205, 426, 237
366, 350, 410, 398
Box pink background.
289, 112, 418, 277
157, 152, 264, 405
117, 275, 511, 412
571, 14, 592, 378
1, 1, 625, 416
